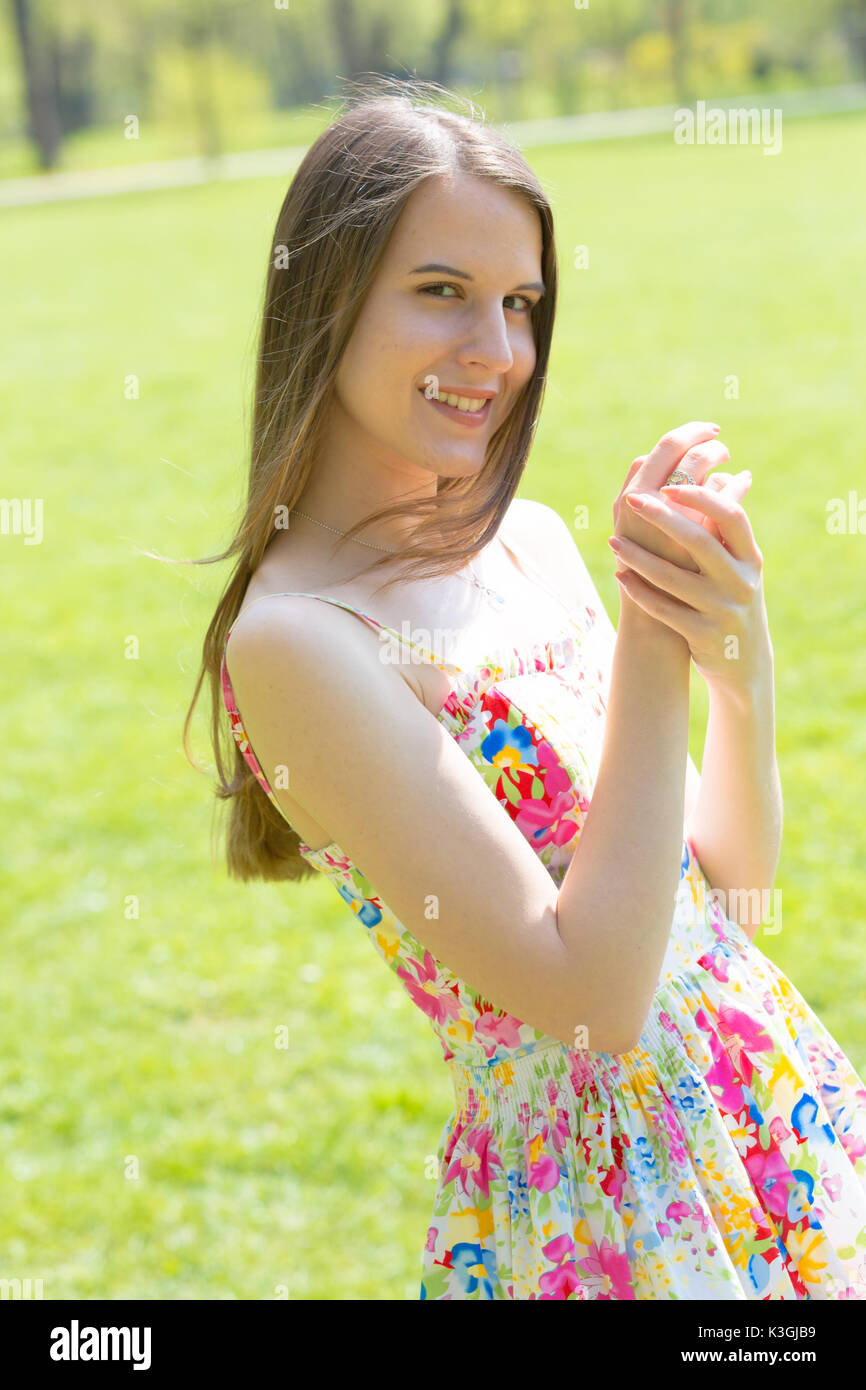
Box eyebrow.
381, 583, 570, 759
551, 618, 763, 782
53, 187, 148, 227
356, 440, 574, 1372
409, 262, 545, 294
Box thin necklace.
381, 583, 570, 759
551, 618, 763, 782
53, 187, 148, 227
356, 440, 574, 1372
289, 508, 507, 610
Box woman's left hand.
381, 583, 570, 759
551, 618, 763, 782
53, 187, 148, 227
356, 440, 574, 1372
609, 475, 772, 698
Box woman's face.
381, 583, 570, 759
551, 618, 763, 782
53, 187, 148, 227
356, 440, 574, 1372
333, 171, 545, 481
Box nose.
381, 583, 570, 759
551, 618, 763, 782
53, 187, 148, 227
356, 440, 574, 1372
454, 304, 516, 375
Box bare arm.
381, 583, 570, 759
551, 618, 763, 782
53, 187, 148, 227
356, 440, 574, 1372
555, 599, 691, 1050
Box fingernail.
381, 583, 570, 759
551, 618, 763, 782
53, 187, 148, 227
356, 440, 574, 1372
608, 536, 623, 552
709, 423, 721, 432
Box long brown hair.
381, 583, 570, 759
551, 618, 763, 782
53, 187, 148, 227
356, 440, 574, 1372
181, 74, 559, 883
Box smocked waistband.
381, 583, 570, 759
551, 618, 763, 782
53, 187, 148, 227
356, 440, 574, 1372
445, 1010, 684, 1119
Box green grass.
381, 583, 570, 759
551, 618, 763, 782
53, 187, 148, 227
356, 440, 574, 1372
1, 109, 864, 1299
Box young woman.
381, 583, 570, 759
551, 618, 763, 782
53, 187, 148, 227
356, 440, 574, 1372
185, 78, 866, 1300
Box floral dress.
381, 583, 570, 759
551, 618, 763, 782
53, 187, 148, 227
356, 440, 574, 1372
219, 550, 866, 1300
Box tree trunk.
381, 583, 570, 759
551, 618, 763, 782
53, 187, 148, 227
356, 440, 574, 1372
664, 0, 691, 106
181, 18, 222, 161
840, 4, 866, 77
329, 0, 392, 80
429, 0, 465, 87
9, 0, 62, 168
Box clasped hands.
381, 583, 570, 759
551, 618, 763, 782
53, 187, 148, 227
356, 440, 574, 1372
610, 420, 770, 700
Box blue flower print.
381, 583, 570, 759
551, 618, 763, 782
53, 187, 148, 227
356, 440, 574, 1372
480, 719, 538, 773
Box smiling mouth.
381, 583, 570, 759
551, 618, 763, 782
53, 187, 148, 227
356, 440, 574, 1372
423, 389, 489, 413
417, 386, 494, 424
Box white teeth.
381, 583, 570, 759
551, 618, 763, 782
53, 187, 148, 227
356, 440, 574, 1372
432, 391, 487, 412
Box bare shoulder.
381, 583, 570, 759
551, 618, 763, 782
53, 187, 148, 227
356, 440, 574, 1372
224, 589, 380, 681
504, 496, 599, 613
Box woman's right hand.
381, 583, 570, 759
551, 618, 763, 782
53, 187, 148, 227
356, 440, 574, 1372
612, 422, 735, 584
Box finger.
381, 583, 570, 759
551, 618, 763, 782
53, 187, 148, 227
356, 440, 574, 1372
614, 455, 646, 511
615, 571, 702, 644
622, 492, 733, 574
680, 470, 751, 544
651, 482, 757, 562
638, 439, 731, 505
697, 474, 734, 538
609, 536, 705, 609
637, 422, 724, 491
663, 471, 752, 507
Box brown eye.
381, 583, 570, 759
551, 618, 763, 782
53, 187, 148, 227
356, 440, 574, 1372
420, 283, 533, 312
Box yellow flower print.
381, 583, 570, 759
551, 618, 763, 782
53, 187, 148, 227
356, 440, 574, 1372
787, 1228, 831, 1286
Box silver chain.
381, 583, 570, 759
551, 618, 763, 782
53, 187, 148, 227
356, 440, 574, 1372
288, 508, 507, 607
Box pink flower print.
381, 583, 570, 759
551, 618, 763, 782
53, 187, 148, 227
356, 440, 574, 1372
580, 1236, 636, 1300
442, 1124, 503, 1200
689, 1204, 711, 1235
762, 991, 776, 1016
425, 1225, 438, 1253
698, 949, 730, 984
768, 1115, 792, 1144
666, 1200, 692, 1225
656, 1221, 672, 1239
659, 1011, 677, 1034
543, 1233, 574, 1265
526, 1131, 561, 1193
531, 1102, 571, 1160
538, 1265, 582, 1299
743, 1147, 797, 1220
718, 1002, 774, 1054
600, 1163, 627, 1212
539, 1233, 581, 1300
395, 950, 462, 1027
535, 740, 571, 798
700, 1028, 746, 1112
538, 1083, 571, 1153
707, 1010, 762, 1088
660, 1095, 688, 1166
823, 1174, 842, 1202
841, 1128, 866, 1163
473, 1008, 525, 1057
516, 788, 581, 850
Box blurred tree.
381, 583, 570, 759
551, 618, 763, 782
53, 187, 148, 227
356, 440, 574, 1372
148, 0, 247, 160
429, 0, 466, 87
660, 0, 692, 104
263, 17, 331, 108
329, 0, 393, 79
52, 26, 96, 134
9, 0, 61, 167
838, 0, 866, 75
178, 9, 222, 160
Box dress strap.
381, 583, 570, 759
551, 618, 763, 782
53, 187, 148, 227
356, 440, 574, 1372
222, 591, 465, 673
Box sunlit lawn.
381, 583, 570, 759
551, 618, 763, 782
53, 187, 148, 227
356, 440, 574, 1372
1, 109, 864, 1299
